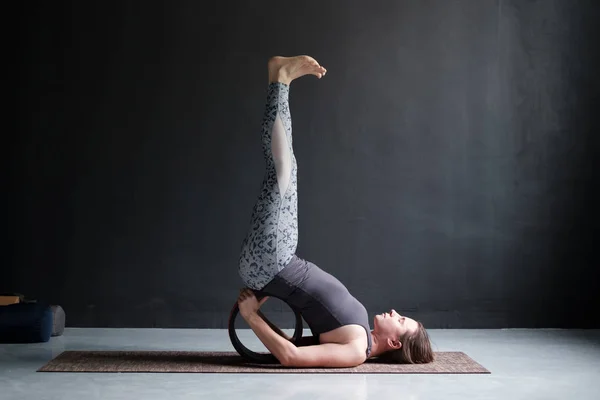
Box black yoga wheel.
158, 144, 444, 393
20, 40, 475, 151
228, 294, 304, 364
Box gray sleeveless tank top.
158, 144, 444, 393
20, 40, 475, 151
260, 255, 372, 358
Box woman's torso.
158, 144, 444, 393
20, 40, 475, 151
260, 255, 372, 357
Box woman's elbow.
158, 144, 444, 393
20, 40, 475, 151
278, 348, 299, 367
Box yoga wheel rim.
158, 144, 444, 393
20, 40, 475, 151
228, 296, 304, 364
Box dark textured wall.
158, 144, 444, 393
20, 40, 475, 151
9, 0, 599, 328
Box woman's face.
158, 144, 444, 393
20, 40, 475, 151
373, 309, 419, 340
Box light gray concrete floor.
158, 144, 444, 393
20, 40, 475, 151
1, 328, 599, 400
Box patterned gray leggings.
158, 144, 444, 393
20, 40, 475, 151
238, 82, 299, 290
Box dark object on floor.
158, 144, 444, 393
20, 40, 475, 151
0, 302, 53, 343
51, 305, 66, 336
37, 350, 490, 374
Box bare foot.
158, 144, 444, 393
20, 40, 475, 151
268, 56, 327, 85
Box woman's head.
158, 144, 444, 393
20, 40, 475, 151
373, 310, 434, 364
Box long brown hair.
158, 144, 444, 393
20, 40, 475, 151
380, 321, 434, 364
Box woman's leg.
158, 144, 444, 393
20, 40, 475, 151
238, 81, 297, 290
239, 56, 326, 290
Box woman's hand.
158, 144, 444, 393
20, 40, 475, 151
237, 288, 269, 320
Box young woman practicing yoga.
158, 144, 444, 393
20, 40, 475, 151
237, 55, 434, 368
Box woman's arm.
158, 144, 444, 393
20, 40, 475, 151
256, 311, 318, 346
256, 310, 293, 341
238, 288, 341, 366
238, 289, 297, 364
244, 312, 297, 364
286, 342, 365, 368
247, 311, 363, 367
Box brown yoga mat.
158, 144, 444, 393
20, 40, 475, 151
38, 351, 490, 374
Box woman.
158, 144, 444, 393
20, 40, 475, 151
237, 56, 434, 368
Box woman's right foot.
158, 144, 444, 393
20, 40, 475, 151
268, 56, 327, 85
